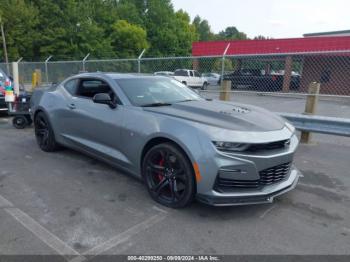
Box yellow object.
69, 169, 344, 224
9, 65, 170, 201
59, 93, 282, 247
32, 72, 38, 89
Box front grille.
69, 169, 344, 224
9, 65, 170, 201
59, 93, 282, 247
214, 162, 291, 191
246, 139, 290, 152
259, 162, 291, 185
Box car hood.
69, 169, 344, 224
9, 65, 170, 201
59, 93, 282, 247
143, 100, 285, 132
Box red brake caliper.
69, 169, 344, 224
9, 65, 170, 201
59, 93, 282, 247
158, 158, 165, 181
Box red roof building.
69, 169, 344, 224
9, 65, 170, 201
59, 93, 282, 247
192, 36, 350, 95
192, 36, 350, 56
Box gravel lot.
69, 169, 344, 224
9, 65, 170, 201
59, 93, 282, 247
0, 100, 350, 260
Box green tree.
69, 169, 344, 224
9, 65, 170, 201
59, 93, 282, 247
31, 0, 115, 60
114, 0, 144, 27
217, 26, 248, 40
110, 20, 148, 58
0, 0, 39, 61
173, 10, 198, 55
254, 35, 272, 40
143, 0, 195, 56
192, 15, 214, 41
213, 58, 234, 72
0, 0, 251, 61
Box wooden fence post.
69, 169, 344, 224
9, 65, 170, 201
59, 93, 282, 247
219, 80, 231, 101
300, 82, 320, 143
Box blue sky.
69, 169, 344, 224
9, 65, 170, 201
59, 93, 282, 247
172, 0, 350, 38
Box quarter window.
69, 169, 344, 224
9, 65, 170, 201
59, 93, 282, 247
63, 79, 78, 95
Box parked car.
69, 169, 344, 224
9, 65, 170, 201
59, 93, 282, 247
31, 73, 301, 208
0, 69, 12, 112
202, 73, 221, 86
224, 69, 300, 91
173, 69, 208, 89
154, 71, 174, 77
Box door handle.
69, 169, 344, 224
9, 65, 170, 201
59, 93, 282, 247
67, 103, 76, 110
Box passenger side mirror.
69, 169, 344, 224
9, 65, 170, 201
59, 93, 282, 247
92, 93, 116, 109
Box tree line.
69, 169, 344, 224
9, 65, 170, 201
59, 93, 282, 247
0, 0, 262, 62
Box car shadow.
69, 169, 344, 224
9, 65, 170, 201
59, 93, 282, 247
24, 133, 286, 219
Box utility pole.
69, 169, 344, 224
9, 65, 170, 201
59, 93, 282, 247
0, 15, 9, 74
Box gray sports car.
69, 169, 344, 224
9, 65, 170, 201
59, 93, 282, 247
30, 73, 301, 208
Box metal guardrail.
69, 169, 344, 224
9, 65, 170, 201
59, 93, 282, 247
279, 112, 350, 137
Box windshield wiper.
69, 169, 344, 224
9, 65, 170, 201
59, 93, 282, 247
141, 102, 172, 107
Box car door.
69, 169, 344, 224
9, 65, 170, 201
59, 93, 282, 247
239, 69, 253, 87
188, 70, 195, 86
61, 77, 127, 166
194, 70, 202, 86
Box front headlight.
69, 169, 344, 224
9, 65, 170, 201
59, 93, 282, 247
285, 121, 296, 134
212, 141, 250, 152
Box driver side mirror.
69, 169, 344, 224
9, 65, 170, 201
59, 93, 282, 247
92, 93, 116, 109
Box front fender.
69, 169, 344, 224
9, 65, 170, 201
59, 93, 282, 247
121, 109, 205, 178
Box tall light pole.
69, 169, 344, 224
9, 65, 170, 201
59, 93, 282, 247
0, 15, 9, 74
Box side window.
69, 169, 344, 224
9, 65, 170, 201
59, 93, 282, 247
76, 79, 116, 101
194, 71, 200, 77
189, 71, 194, 77
174, 70, 188, 76
63, 79, 78, 95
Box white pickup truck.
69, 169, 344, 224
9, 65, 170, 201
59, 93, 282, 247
173, 69, 208, 89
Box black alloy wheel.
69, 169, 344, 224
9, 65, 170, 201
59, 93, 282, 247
142, 143, 196, 208
34, 112, 60, 152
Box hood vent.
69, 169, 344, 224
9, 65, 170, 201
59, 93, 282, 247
219, 106, 251, 115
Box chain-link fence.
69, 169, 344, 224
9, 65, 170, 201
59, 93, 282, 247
1, 50, 347, 117
13, 50, 350, 97
0, 63, 12, 76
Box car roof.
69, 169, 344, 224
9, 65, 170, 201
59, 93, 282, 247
73, 72, 168, 80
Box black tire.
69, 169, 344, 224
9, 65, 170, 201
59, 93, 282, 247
142, 142, 196, 208
201, 82, 208, 90
182, 81, 187, 86
34, 111, 60, 152
12, 116, 28, 129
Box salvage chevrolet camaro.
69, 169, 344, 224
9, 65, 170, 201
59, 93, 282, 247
31, 73, 301, 208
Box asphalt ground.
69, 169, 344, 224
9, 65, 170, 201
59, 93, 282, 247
0, 100, 349, 260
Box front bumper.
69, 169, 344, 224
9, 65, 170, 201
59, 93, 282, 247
196, 167, 301, 206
